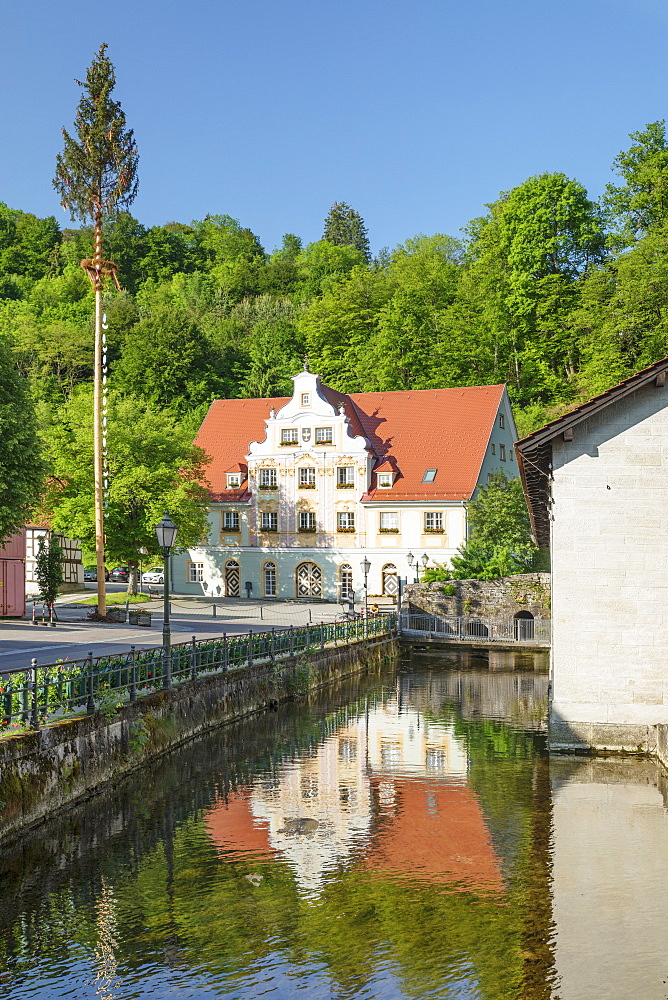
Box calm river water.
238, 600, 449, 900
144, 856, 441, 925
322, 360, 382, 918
1, 648, 667, 1000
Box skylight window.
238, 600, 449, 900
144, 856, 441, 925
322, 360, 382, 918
422, 469, 437, 483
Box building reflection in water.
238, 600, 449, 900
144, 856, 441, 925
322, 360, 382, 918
205, 681, 504, 897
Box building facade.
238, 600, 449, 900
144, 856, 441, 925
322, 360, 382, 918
173, 367, 519, 602
25, 525, 84, 595
516, 356, 668, 752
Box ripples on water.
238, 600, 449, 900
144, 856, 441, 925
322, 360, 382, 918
1, 647, 667, 999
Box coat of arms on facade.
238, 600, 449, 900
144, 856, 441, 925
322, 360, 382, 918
302, 428, 311, 442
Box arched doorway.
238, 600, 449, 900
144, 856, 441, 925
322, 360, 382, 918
296, 561, 322, 598
339, 563, 353, 601
382, 563, 398, 597
263, 561, 277, 597
225, 559, 240, 598
514, 610, 534, 641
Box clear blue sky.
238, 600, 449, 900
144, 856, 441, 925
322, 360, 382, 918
2, 0, 667, 255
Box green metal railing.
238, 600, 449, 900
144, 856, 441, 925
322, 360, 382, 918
0, 614, 397, 735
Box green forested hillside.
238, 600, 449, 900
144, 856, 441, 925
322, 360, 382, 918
3, 122, 668, 451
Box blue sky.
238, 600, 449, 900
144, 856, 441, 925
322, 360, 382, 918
2, 0, 667, 255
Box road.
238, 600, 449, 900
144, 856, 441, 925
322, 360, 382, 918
0, 587, 370, 671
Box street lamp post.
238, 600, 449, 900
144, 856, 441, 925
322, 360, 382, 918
360, 557, 371, 622
155, 513, 177, 690
406, 551, 416, 584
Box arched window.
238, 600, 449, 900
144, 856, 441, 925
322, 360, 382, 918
264, 561, 277, 597
296, 561, 322, 598
382, 563, 398, 596
339, 563, 353, 601
224, 559, 240, 598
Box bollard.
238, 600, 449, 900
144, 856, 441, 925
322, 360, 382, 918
30, 659, 39, 730
32, 600, 36, 625
212, 604, 217, 618
49, 602, 56, 627
129, 645, 137, 702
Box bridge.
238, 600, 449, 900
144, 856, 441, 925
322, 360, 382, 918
399, 612, 551, 650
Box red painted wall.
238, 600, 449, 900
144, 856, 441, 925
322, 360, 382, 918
0, 530, 26, 616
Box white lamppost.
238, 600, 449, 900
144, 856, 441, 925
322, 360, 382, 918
360, 557, 371, 619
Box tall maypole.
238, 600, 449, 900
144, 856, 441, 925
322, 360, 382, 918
53, 44, 138, 615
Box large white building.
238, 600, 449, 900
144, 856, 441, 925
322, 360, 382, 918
172, 366, 519, 602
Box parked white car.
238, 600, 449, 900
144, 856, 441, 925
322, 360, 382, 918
142, 567, 164, 584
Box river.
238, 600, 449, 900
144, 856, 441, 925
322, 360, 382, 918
0, 647, 666, 999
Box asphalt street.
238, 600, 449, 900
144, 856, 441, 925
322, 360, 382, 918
0, 586, 362, 670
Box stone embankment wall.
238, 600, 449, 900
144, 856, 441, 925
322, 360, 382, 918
404, 573, 551, 620
0, 634, 397, 846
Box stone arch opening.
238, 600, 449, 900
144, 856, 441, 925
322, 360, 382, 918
514, 610, 534, 640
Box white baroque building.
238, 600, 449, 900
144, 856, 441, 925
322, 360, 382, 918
172, 366, 519, 602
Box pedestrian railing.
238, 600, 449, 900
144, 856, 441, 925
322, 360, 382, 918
0, 614, 397, 736
399, 613, 550, 644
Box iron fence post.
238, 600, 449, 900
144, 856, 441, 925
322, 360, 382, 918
191, 635, 198, 681
31, 659, 39, 730
3, 677, 12, 727
222, 632, 228, 671
270, 628, 275, 665
87, 651, 95, 714
289, 626, 295, 657
248, 631, 253, 669
306, 623, 310, 651
320, 624, 325, 652
130, 645, 137, 702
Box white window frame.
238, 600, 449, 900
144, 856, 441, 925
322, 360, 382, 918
280, 428, 299, 445
261, 511, 278, 532
315, 427, 333, 444
377, 473, 393, 489
298, 467, 316, 487
299, 511, 316, 532
264, 561, 277, 597
301, 392, 311, 406
337, 466, 355, 487
424, 512, 443, 533
223, 511, 240, 531
500, 444, 506, 461
337, 512, 355, 532
259, 468, 277, 488
339, 563, 354, 600
226, 473, 241, 489
499, 413, 505, 429
380, 512, 399, 532
189, 562, 204, 583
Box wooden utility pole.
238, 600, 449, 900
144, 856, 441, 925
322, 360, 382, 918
53, 43, 138, 616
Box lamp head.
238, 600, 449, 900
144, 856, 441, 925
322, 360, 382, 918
421, 553, 429, 567
155, 512, 178, 550
406, 551, 415, 567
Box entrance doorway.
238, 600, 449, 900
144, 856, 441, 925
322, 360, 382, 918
296, 561, 322, 598
225, 560, 240, 598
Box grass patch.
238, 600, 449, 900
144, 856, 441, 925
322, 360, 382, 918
77, 592, 151, 605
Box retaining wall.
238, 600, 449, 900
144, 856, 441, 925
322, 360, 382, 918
405, 573, 551, 620
0, 634, 397, 846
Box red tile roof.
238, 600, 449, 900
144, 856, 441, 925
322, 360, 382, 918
194, 384, 506, 503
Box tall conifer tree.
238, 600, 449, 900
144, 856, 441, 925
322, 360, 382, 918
53, 44, 138, 614
322, 202, 371, 261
